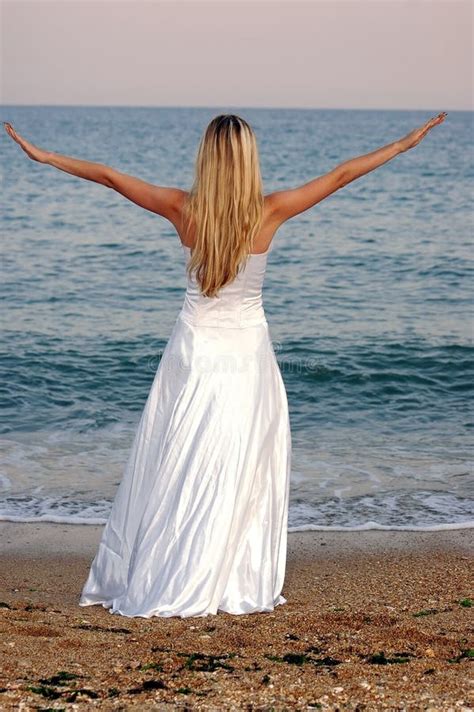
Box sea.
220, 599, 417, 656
1, 105, 473, 531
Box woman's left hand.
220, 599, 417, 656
3, 122, 50, 163
398, 112, 448, 153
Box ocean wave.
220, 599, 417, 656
1, 514, 472, 531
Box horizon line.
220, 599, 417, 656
0, 103, 465, 112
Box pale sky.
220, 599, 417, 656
1, 0, 472, 110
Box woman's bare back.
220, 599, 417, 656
174, 192, 282, 255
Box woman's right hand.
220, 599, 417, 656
3, 121, 50, 163
398, 112, 448, 153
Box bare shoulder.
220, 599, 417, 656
263, 192, 282, 226
263, 167, 345, 225
174, 188, 190, 210
171, 189, 190, 226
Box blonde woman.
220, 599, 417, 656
4, 111, 447, 618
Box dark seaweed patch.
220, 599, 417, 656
176, 687, 208, 696
140, 662, 164, 672
264, 652, 342, 667
128, 679, 167, 694
72, 623, 131, 634
178, 652, 236, 672
365, 650, 415, 664
447, 648, 474, 663
38, 671, 82, 686
26, 685, 62, 700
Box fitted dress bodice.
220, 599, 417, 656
178, 244, 271, 328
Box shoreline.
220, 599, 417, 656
0, 520, 473, 558
1, 524, 472, 709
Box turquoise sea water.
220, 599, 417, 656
1, 105, 473, 530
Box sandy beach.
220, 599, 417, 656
0, 523, 472, 710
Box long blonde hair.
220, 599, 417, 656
182, 114, 264, 298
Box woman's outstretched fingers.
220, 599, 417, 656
399, 112, 447, 152
3, 122, 49, 163
429, 112, 447, 128
4, 121, 18, 142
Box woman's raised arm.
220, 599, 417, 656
3, 121, 182, 223
336, 111, 447, 185
267, 112, 447, 227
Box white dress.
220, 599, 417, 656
79, 242, 292, 618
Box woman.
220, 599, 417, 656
4, 112, 447, 618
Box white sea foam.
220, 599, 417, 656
1, 513, 473, 531
288, 521, 474, 532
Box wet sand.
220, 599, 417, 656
0, 523, 472, 710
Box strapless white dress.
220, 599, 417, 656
79, 242, 292, 618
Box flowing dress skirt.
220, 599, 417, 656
79, 313, 291, 618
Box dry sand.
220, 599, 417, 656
0, 523, 472, 710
